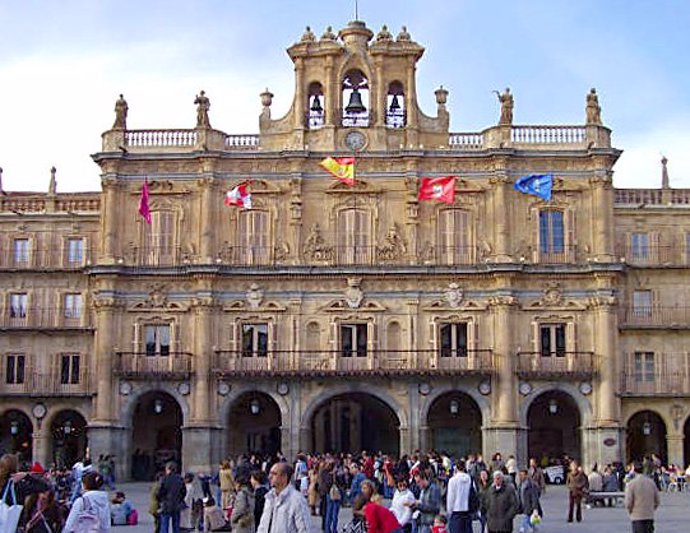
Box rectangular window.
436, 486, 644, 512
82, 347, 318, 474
540, 324, 566, 357
241, 324, 269, 357
337, 209, 370, 264
148, 212, 175, 265
631, 233, 649, 260
9, 293, 28, 318
439, 323, 468, 357
13, 239, 30, 265
634, 352, 655, 382
439, 210, 470, 264
340, 324, 367, 358
60, 354, 80, 384
5, 354, 25, 384
632, 290, 652, 317
67, 238, 85, 265
238, 211, 269, 265
144, 325, 171, 356
539, 211, 565, 255
64, 294, 82, 319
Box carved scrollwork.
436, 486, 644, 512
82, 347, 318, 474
303, 223, 334, 261
376, 224, 407, 261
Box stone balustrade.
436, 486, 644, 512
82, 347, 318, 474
511, 125, 586, 144
125, 129, 198, 147
448, 132, 483, 150
225, 134, 260, 150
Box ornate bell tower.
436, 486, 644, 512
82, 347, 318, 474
259, 20, 450, 152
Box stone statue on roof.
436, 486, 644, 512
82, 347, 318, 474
376, 25, 393, 42
397, 26, 411, 42
301, 26, 316, 42
321, 26, 336, 41
194, 90, 211, 128
495, 87, 513, 125
113, 94, 128, 130
586, 88, 602, 125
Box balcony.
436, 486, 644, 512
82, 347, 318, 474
616, 244, 677, 266
212, 349, 494, 377
516, 351, 595, 379
533, 245, 578, 265
114, 352, 194, 380
0, 245, 95, 270
620, 307, 690, 329
620, 352, 690, 396
0, 369, 91, 397
0, 307, 92, 330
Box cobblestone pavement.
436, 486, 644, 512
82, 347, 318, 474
111, 482, 687, 533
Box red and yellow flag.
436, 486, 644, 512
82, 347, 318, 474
320, 157, 356, 186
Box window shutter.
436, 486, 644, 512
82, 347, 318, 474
532, 208, 540, 262
229, 320, 237, 351
649, 231, 661, 263
132, 322, 140, 353
429, 319, 437, 368
566, 321, 577, 353
531, 321, 539, 354
566, 209, 575, 260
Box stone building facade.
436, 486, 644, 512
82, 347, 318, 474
1, 20, 689, 479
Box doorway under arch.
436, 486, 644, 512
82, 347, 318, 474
0, 409, 33, 464
130, 391, 183, 480
50, 410, 87, 468
311, 392, 400, 455
427, 391, 482, 458
626, 410, 667, 464
527, 390, 582, 463
684, 416, 690, 468
227, 392, 282, 457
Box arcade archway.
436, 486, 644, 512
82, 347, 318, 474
527, 390, 582, 463
50, 410, 87, 468
427, 391, 482, 457
311, 393, 400, 455
626, 410, 667, 464
130, 391, 182, 480
227, 392, 281, 457
685, 416, 690, 467
0, 409, 32, 463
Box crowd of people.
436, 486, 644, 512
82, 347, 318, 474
0, 449, 677, 533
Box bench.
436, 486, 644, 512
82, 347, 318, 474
587, 491, 625, 507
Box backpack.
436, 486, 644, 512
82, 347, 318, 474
127, 509, 138, 526
74, 495, 101, 533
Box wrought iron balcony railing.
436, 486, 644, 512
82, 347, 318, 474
620, 352, 690, 396
0, 368, 91, 396
616, 244, 678, 266
620, 306, 690, 328
516, 351, 595, 379
212, 349, 494, 377
0, 307, 92, 330
114, 352, 194, 380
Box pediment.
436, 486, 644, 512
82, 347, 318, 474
522, 299, 587, 311
320, 299, 387, 312
222, 300, 287, 313
128, 300, 189, 312
238, 179, 283, 195
422, 299, 488, 312
325, 179, 378, 194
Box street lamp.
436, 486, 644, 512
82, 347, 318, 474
10, 421, 18, 435
154, 399, 164, 414
548, 399, 558, 414
63, 420, 72, 436
642, 421, 652, 436
449, 399, 459, 415
250, 399, 260, 415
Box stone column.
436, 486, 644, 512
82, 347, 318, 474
294, 58, 305, 130
590, 174, 615, 261
666, 434, 684, 467
488, 295, 519, 457
374, 59, 385, 127
324, 56, 335, 127
101, 178, 119, 264
489, 175, 512, 262
198, 177, 215, 263
192, 299, 214, 423
93, 299, 117, 422
32, 429, 50, 467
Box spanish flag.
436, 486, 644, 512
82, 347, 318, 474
320, 157, 356, 187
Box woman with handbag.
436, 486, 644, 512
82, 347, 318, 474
325, 464, 342, 533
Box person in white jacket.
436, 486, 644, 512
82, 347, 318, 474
390, 478, 416, 533
63, 471, 111, 533
446, 461, 473, 533
256, 463, 311, 533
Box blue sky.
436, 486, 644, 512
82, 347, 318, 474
0, 0, 688, 191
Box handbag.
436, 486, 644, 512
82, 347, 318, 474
0, 480, 23, 533
329, 484, 341, 501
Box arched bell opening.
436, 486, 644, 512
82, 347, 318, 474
386, 81, 406, 128
342, 70, 369, 128
307, 81, 325, 129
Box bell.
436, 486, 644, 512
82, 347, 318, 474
310, 95, 323, 113
389, 94, 401, 111
345, 88, 367, 114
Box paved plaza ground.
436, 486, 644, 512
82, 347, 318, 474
111, 481, 688, 533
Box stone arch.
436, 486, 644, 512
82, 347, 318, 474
300, 383, 408, 431
120, 383, 190, 428
419, 385, 491, 426
0, 408, 33, 463
626, 409, 667, 464
684, 414, 690, 467
225, 391, 283, 457
42, 404, 90, 432
423, 389, 484, 458
218, 383, 290, 426
49, 409, 88, 468
519, 383, 592, 428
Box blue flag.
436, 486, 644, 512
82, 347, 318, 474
514, 174, 553, 201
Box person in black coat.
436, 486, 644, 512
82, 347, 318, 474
517, 470, 540, 532
251, 469, 269, 528
157, 461, 187, 533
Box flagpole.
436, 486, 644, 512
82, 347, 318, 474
352, 148, 357, 264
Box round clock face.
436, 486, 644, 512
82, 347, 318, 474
519, 382, 532, 396
345, 131, 366, 151
119, 382, 132, 396
277, 382, 289, 395
579, 382, 593, 395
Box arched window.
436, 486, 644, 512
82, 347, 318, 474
337, 208, 371, 264
342, 69, 369, 127
307, 82, 324, 129
386, 81, 406, 128
238, 210, 270, 265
